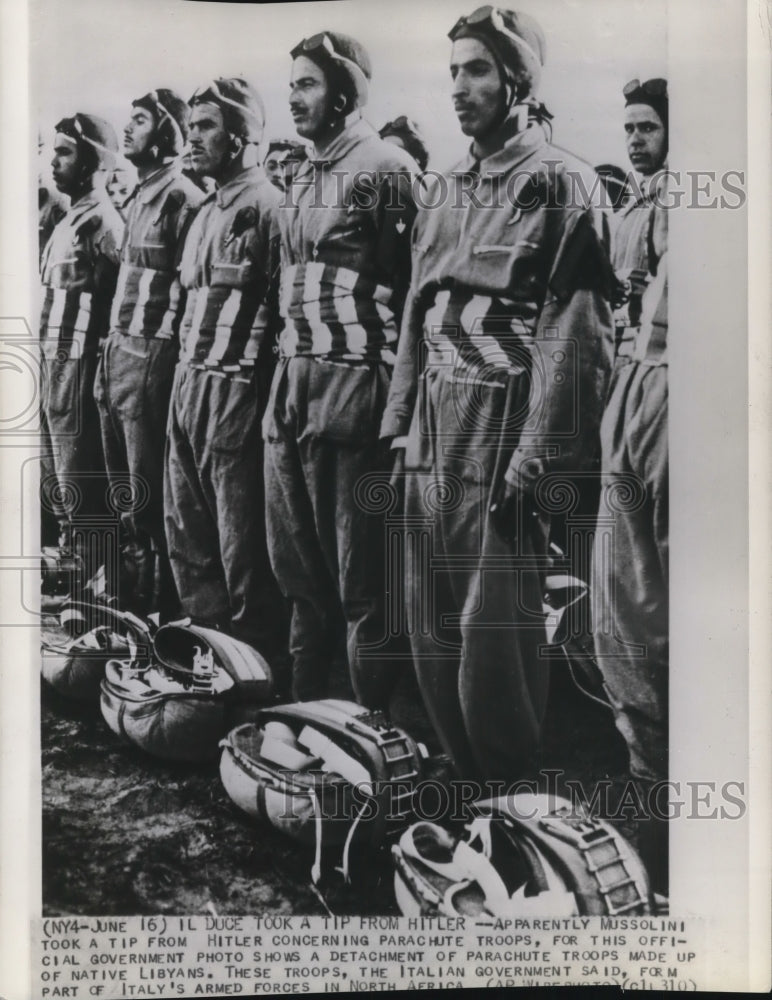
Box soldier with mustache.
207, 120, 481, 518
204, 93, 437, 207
381, 6, 614, 783
95, 89, 202, 617
165, 78, 288, 674
263, 32, 417, 708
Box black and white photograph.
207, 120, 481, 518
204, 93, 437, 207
0, 0, 768, 994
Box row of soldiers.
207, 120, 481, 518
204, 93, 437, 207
39, 8, 669, 894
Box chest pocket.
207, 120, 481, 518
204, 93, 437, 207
463, 171, 552, 299
312, 220, 368, 271
311, 178, 372, 269
466, 241, 545, 302
126, 218, 171, 272
212, 206, 260, 288
48, 239, 93, 291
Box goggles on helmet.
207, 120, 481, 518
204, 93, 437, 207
623, 77, 667, 100
382, 115, 420, 135
290, 32, 369, 105
190, 79, 264, 126
142, 90, 185, 152
54, 115, 116, 164
449, 5, 542, 73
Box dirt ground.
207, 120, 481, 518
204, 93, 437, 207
41, 617, 632, 917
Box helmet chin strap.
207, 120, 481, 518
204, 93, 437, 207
490, 87, 530, 138
489, 73, 530, 133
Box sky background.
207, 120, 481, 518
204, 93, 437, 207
33, 0, 667, 179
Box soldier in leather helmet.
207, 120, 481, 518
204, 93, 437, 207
40, 113, 124, 595
381, 6, 614, 783
94, 88, 203, 619
164, 78, 288, 674
263, 32, 418, 709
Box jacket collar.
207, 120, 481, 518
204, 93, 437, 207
67, 188, 102, 226
452, 123, 547, 179
128, 160, 180, 207
307, 115, 375, 169
214, 164, 264, 209
620, 165, 668, 216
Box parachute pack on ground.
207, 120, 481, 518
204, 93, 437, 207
392, 792, 653, 918
219, 699, 428, 882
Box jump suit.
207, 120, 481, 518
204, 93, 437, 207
164, 164, 288, 664
95, 162, 203, 616
263, 117, 417, 707
592, 209, 668, 894
593, 186, 669, 786
381, 125, 614, 781
39, 188, 123, 577
38, 183, 68, 547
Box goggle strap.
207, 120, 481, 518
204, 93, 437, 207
489, 19, 541, 72
298, 34, 369, 102
194, 80, 264, 127
452, 6, 542, 73
150, 91, 185, 151
58, 122, 115, 161
79, 135, 117, 160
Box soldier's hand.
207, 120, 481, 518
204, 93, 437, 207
389, 438, 406, 488
613, 266, 649, 310
379, 436, 406, 513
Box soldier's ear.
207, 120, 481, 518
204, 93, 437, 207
229, 134, 244, 155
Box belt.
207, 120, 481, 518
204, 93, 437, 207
424, 346, 523, 387
185, 364, 253, 384
111, 327, 174, 341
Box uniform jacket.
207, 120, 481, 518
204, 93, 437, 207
631, 198, 668, 367
381, 123, 614, 493
38, 184, 67, 265
610, 171, 663, 330
278, 115, 417, 364
110, 161, 204, 341
39, 187, 124, 359
178, 164, 280, 373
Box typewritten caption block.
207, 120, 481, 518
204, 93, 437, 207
34, 915, 706, 994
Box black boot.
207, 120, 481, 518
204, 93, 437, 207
119, 536, 155, 618
155, 547, 181, 624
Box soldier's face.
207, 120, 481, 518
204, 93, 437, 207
107, 170, 131, 209
264, 152, 286, 189
624, 104, 667, 175
282, 155, 303, 186
123, 107, 156, 164
450, 38, 507, 138
290, 56, 331, 141
51, 134, 81, 194
188, 102, 231, 180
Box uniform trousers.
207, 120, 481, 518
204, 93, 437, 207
165, 364, 288, 665
592, 360, 668, 784
95, 333, 178, 615
41, 350, 110, 577
403, 365, 551, 783
264, 356, 399, 708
